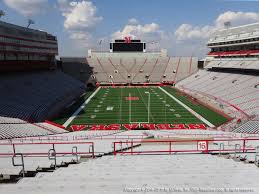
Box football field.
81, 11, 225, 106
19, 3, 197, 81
64, 86, 228, 130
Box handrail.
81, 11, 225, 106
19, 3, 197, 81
234, 144, 241, 158
219, 143, 224, 156
0, 141, 95, 158
0, 141, 94, 145
255, 146, 259, 164
12, 153, 25, 177
113, 138, 259, 155
48, 145, 57, 169
72, 146, 79, 163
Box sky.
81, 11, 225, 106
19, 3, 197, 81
1, 0, 259, 58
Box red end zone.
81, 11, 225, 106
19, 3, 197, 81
125, 97, 139, 100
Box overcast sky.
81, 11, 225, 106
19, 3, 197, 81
1, 0, 259, 58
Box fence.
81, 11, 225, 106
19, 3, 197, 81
113, 138, 259, 155
0, 141, 95, 158
0, 141, 95, 178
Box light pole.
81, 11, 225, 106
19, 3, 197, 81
0, 10, 5, 19
145, 91, 150, 123
27, 19, 35, 28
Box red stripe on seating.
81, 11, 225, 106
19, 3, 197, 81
188, 57, 192, 74
243, 105, 259, 111
228, 90, 259, 101
173, 58, 181, 83
45, 120, 66, 129
235, 98, 259, 106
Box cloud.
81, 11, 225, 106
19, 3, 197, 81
113, 19, 167, 42
173, 11, 259, 57
58, 0, 102, 41
215, 11, 259, 27
128, 18, 139, 25
175, 11, 259, 42
3, 0, 48, 16
111, 20, 170, 51
175, 24, 215, 42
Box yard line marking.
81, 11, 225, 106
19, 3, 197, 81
159, 87, 215, 128
137, 87, 155, 123
119, 87, 122, 123
63, 87, 101, 127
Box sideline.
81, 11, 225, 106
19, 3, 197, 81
63, 87, 101, 128
159, 87, 215, 128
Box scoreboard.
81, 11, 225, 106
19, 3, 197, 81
110, 37, 146, 52
112, 42, 145, 52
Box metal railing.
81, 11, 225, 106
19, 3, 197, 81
0, 141, 95, 158
0, 141, 95, 177
113, 138, 259, 156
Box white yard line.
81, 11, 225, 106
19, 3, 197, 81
63, 87, 101, 127
159, 87, 215, 128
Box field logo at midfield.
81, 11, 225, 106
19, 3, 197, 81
125, 97, 139, 101
70, 123, 207, 131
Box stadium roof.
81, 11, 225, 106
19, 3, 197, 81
208, 22, 259, 44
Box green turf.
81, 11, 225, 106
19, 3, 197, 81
162, 87, 229, 126
51, 90, 94, 125
67, 86, 228, 127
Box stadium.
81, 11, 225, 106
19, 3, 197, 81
0, 2, 259, 194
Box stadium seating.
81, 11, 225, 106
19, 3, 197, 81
60, 57, 93, 83
0, 116, 26, 124
0, 123, 52, 139
0, 71, 85, 122
1, 148, 259, 193
0, 116, 67, 139
177, 70, 259, 116
233, 121, 259, 134
88, 56, 198, 84
205, 58, 259, 70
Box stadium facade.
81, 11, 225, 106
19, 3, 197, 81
0, 21, 58, 71
87, 38, 198, 85
0, 21, 85, 124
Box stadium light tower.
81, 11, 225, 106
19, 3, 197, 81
0, 10, 5, 19
144, 91, 151, 123
27, 19, 35, 28
224, 21, 231, 29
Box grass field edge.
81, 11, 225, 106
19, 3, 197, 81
63, 87, 101, 127
159, 86, 215, 128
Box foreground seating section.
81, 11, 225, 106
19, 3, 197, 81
88, 56, 198, 84
177, 70, 259, 116
0, 123, 52, 139
0, 116, 67, 139
0, 116, 26, 124
0, 71, 85, 122
1, 142, 259, 193
233, 121, 259, 134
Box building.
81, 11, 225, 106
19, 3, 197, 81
0, 21, 58, 71
87, 37, 197, 85
207, 22, 259, 58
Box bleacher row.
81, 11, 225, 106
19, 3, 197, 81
87, 56, 198, 84
205, 59, 259, 70
0, 116, 67, 140
0, 130, 259, 192
177, 70, 259, 116
233, 121, 259, 134
0, 71, 85, 122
